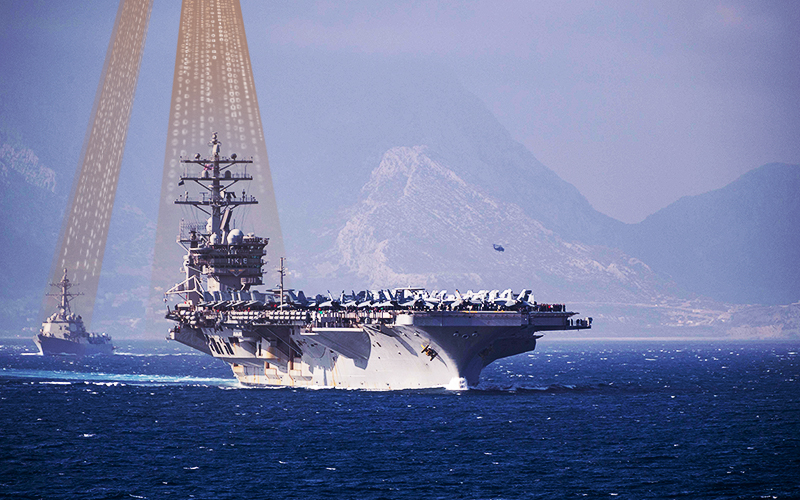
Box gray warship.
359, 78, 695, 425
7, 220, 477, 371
165, 133, 591, 390
34, 269, 114, 356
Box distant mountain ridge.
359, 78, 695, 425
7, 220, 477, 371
620, 163, 800, 305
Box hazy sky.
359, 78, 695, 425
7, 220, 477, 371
3, 0, 799, 223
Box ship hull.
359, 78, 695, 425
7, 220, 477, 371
168, 310, 582, 390
34, 334, 114, 356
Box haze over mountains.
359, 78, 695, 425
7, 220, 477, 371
617, 163, 800, 306
0, 138, 63, 329
261, 58, 623, 258
1, 57, 798, 338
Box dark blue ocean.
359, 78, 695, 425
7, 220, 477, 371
1, 338, 798, 500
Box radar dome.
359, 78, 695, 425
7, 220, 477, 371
227, 228, 244, 244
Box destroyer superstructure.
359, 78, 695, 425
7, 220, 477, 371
166, 134, 591, 389
34, 269, 114, 356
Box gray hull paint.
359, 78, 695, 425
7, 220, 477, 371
34, 334, 114, 356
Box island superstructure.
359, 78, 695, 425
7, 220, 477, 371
34, 269, 114, 356
165, 133, 591, 390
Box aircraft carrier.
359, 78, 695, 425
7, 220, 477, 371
34, 269, 114, 356
165, 133, 591, 390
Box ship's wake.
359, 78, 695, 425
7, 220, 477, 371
114, 351, 202, 357
1, 368, 238, 387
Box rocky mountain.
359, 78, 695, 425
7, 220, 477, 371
304, 146, 678, 306
620, 163, 800, 305
0, 143, 56, 192
0, 137, 64, 333
259, 57, 623, 266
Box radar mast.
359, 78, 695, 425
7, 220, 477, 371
46, 269, 82, 318
168, 132, 269, 304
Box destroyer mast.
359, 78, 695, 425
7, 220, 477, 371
50, 268, 80, 318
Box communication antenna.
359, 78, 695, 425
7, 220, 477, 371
277, 257, 286, 308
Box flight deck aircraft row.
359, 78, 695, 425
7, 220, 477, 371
192, 288, 569, 313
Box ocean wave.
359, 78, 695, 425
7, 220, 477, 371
113, 352, 201, 357
471, 381, 623, 393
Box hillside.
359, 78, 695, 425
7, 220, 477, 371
0, 137, 64, 332
304, 146, 678, 304
621, 163, 800, 305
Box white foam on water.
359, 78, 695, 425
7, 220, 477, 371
114, 352, 199, 357
3, 368, 238, 387
445, 377, 468, 391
